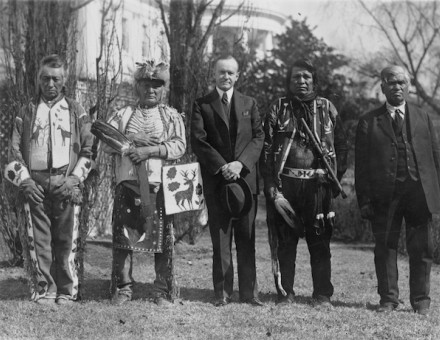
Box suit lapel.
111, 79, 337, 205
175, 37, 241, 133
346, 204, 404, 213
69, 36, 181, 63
209, 90, 229, 128
377, 104, 396, 142
407, 103, 420, 139
232, 90, 242, 129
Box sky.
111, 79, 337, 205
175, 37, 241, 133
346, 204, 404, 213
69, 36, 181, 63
248, 0, 391, 58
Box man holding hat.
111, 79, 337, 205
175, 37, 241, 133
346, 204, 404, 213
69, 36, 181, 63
355, 65, 440, 315
261, 59, 348, 307
101, 60, 186, 306
191, 55, 265, 306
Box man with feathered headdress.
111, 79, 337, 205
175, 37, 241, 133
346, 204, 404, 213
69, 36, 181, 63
100, 60, 186, 306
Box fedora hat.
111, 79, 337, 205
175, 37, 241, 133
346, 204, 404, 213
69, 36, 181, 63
218, 177, 252, 218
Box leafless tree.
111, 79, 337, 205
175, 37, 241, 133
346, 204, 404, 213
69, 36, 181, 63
359, 0, 440, 112
156, 0, 248, 146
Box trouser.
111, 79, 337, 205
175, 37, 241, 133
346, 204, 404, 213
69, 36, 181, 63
28, 172, 79, 300
371, 179, 433, 310
112, 222, 174, 299
276, 176, 334, 299
206, 193, 259, 301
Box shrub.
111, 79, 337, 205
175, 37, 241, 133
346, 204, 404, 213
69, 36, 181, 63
332, 168, 373, 243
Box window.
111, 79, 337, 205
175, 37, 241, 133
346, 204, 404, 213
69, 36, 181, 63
142, 24, 149, 57
122, 18, 129, 51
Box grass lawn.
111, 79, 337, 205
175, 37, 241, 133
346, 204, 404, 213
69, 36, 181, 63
0, 198, 439, 339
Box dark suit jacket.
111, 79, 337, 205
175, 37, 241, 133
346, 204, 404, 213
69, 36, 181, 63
191, 89, 264, 195
355, 102, 440, 214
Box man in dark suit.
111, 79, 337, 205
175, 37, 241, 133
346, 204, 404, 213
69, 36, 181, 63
355, 65, 440, 315
191, 55, 265, 306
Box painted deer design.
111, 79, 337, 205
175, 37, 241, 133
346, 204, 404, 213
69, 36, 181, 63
31, 119, 47, 146
57, 125, 71, 146
174, 169, 197, 210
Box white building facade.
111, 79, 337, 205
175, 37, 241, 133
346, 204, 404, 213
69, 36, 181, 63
75, 0, 287, 83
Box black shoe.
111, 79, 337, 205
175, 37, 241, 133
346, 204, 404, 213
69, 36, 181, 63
415, 307, 429, 316
413, 300, 430, 316
377, 303, 396, 313
241, 297, 264, 307
313, 296, 332, 309
214, 297, 231, 307
111, 290, 132, 306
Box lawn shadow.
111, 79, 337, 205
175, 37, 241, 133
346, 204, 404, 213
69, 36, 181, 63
0, 277, 29, 300
80, 280, 165, 302
331, 299, 368, 309
131, 282, 165, 301
81, 278, 111, 301
179, 286, 216, 304
365, 301, 416, 314
345, 244, 375, 252
258, 291, 278, 304
260, 292, 367, 309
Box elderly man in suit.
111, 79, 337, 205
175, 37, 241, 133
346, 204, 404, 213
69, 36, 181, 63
355, 65, 440, 315
191, 55, 265, 306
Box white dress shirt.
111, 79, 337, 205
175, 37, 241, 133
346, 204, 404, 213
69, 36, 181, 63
386, 101, 406, 120
216, 87, 234, 108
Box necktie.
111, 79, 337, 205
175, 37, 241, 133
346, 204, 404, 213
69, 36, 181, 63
393, 109, 403, 133
222, 92, 229, 118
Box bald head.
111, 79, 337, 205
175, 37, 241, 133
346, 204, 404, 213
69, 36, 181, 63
380, 65, 410, 106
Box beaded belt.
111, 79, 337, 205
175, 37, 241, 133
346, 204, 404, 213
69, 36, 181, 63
32, 166, 68, 175
281, 167, 327, 179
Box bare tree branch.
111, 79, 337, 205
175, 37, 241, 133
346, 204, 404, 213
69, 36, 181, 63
156, 0, 170, 42
197, 0, 226, 51
414, 29, 438, 74
216, 1, 245, 26
413, 79, 440, 112
359, 0, 440, 113
358, 1, 406, 66
70, 0, 95, 12
193, 0, 208, 35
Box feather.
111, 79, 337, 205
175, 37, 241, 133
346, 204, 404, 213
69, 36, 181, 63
91, 120, 132, 155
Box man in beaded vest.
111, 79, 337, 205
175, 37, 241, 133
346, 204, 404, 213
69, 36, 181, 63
5, 54, 94, 305
355, 65, 440, 315
261, 59, 348, 307
102, 60, 186, 306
